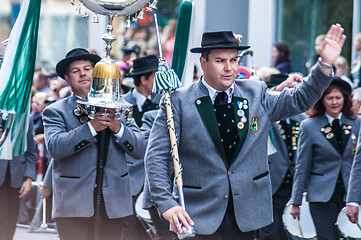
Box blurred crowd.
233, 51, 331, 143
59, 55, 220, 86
256, 32, 361, 116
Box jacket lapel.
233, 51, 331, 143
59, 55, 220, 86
230, 97, 249, 164
341, 116, 352, 154
132, 105, 142, 127
320, 123, 342, 154
195, 96, 228, 164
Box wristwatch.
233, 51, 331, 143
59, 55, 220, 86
317, 57, 335, 76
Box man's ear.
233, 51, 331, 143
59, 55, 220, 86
200, 56, 206, 72
140, 75, 147, 85
64, 74, 70, 85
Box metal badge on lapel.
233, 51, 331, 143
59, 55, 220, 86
73, 104, 90, 123
326, 133, 334, 139
237, 122, 244, 130
324, 127, 331, 134
343, 124, 352, 135
237, 110, 245, 117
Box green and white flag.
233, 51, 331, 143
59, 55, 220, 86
171, 0, 195, 87
171, 0, 193, 79
0, 0, 41, 159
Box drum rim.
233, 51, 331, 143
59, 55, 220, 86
135, 192, 152, 221
282, 197, 317, 238
336, 206, 361, 238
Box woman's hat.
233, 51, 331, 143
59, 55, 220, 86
331, 77, 352, 94
267, 74, 289, 88
126, 55, 158, 77
56, 48, 101, 79
190, 31, 250, 53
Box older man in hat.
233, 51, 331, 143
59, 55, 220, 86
120, 54, 162, 240
145, 24, 345, 239
42, 48, 146, 240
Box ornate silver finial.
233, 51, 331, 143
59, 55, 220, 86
75, 0, 151, 119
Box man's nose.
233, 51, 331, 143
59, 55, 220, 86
79, 69, 86, 75
224, 61, 232, 70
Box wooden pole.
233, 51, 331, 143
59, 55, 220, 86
163, 91, 183, 187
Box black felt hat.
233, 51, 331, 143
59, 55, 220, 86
56, 48, 101, 79
126, 55, 158, 77
190, 31, 250, 53
331, 77, 352, 94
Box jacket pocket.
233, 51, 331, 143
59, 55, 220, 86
253, 171, 269, 181
310, 172, 323, 176
121, 172, 129, 178
183, 185, 202, 190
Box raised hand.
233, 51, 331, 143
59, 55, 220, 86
319, 24, 346, 65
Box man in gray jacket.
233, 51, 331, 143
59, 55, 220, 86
121, 55, 160, 240
43, 48, 146, 240
145, 24, 345, 239
0, 120, 37, 240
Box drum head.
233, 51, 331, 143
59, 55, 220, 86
336, 206, 361, 238
283, 198, 317, 238
135, 192, 151, 221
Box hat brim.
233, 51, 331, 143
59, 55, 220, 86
190, 45, 250, 53
56, 54, 101, 79
126, 63, 158, 77
266, 74, 289, 88
331, 78, 352, 94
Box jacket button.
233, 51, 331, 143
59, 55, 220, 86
224, 195, 228, 200
228, 171, 232, 176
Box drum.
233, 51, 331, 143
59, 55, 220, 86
135, 191, 152, 223
336, 206, 361, 239
135, 192, 156, 239
283, 193, 317, 239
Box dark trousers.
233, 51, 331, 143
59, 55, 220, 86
148, 205, 176, 240
55, 197, 123, 240
0, 170, 20, 240
172, 197, 255, 240
309, 178, 345, 240
258, 177, 293, 240
120, 195, 151, 240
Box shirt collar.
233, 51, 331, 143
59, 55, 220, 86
201, 76, 234, 104
132, 88, 148, 111
325, 112, 343, 126
75, 94, 86, 101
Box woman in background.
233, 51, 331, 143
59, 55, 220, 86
272, 41, 292, 74
272, 41, 291, 74
289, 78, 361, 240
